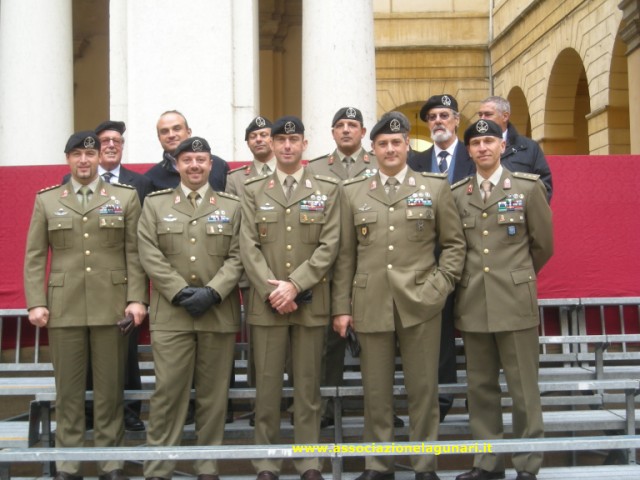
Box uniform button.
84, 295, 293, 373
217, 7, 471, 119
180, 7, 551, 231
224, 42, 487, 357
389, 226, 395, 232
483, 248, 489, 254
286, 245, 292, 250
286, 226, 292, 232
389, 207, 394, 212
463, 223, 467, 227
483, 230, 489, 236
190, 256, 196, 262
86, 267, 91, 272
57, 223, 62, 228
191, 220, 197, 226
388, 245, 394, 251
322, 277, 327, 283
261, 217, 267, 222
84, 233, 89, 238
482, 212, 488, 218
484, 267, 490, 273
124, 276, 127, 281
387, 264, 393, 270
286, 208, 291, 214
190, 238, 196, 244
85, 250, 91, 256
82, 217, 88, 222
191, 274, 197, 280
285, 262, 291, 268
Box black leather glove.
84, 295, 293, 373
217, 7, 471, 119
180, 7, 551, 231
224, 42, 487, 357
180, 287, 221, 317
171, 286, 199, 306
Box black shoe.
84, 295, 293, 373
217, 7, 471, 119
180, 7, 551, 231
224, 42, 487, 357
124, 408, 145, 431
249, 412, 255, 427
393, 415, 404, 428
98, 469, 128, 480
54, 473, 83, 480
415, 473, 440, 480
515, 473, 536, 480
257, 471, 279, 480
301, 469, 324, 480
455, 468, 505, 480
355, 470, 395, 480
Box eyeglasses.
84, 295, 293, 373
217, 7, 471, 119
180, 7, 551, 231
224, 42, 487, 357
427, 112, 451, 122
100, 137, 124, 146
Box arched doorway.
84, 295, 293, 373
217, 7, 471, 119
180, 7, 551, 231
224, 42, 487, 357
507, 87, 531, 138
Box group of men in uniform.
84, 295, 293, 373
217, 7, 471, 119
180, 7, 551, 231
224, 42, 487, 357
23, 94, 553, 480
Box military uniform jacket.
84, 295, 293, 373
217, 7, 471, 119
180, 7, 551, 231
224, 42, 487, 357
332, 170, 466, 333
137, 187, 243, 333
451, 169, 553, 333
307, 149, 378, 181
24, 180, 148, 327
239, 168, 341, 327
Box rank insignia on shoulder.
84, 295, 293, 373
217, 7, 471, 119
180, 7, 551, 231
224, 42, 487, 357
313, 174, 339, 184
218, 191, 239, 201
38, 185, 61, 194
148, 188, 173, 196
451, 176, 473, 190
112, 182, 135, 190
421, 171, 447, 179
512, 172, 540, 181
343, 176, 366, 186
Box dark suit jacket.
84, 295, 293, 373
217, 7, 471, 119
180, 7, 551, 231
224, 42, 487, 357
62, 166, 153, 204
408, 141, 475, 183
144, 153, 229, 193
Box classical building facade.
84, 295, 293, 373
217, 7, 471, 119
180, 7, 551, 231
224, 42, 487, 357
0, 0, 637, 164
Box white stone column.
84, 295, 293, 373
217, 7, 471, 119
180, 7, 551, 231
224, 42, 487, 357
109, 0, 130, 159
232, 0, 259, 161
0, 0, 74, 166
302, 0, 377, 158
121, 0, 236, 164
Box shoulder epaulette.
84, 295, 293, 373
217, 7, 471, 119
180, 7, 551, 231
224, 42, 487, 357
217, 191, 240, 201
313, 174, 339, 184
308, 153, 330, 163
227, 164, 251, 175
111, 182, 136, 190
451, 176, 473, 190
37, 184, 61, 194
342, 175, 368, 187
244, 174, 269, 186
512, 171, 540, 181
420, 171, 448, 179
148, 188, 174, 197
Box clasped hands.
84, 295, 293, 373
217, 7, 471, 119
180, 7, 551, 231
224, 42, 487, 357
172, 286, 222, 317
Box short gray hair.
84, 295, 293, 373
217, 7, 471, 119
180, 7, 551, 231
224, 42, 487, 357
481, 96, 510, 115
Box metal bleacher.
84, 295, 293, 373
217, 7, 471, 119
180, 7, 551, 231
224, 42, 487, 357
0, 298, 639, 479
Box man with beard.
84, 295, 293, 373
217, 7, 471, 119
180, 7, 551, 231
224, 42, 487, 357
408, 94, 475, 422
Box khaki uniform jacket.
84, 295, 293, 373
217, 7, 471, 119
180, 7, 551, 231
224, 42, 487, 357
451, 169, 553, 333
24, 180, 148, 326
307, 149, 378, 181
226, 163, 262, 197
137, 187, 243, 333
239, 169, 341, 327
332, 170, 466, 332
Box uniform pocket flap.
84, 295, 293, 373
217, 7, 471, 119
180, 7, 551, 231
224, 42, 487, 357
415, 270, 429, 285
206, 223, 233, 235
461, 217, 475, 229
299, 211, 326, 224
353, 273, 368, 288
406, 207, 433, 220
48, 217, 73, 231
255, 211, 279, 223
511, 267, 535, 285
48, 272, 65, 287
353, 211, 377, 227
498, 212, 525, 224
157, 222, 184, 234
99, 215, 125, 228
111, 270, 128, 285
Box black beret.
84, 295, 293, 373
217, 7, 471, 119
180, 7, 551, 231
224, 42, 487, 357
463, 119, 503, 145
245, 116, 273, 140
419, 94, 459, 121
172, 136, 212, 158
271, 116, 305, 136
64, 131, 101, 154
332, 107, 363, 127
95, 120, 126, 136
369, 115, 409, 140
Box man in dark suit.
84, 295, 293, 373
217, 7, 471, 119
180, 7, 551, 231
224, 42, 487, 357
145, 110, 229, 192
407, 94, 475, 422
477, 96, 552, 202
62, 120, 151, 432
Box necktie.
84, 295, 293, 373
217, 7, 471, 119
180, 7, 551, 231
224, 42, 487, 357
102, 172, 114, 183
481, 179, 493, 203
438, 151, 448, 173
188, 191, 200, 210
261, 164, 270, 176
284, 175, 295, 201
386, 177, 399, 202
344, 156, 353, 174
80, 186, 91, 208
